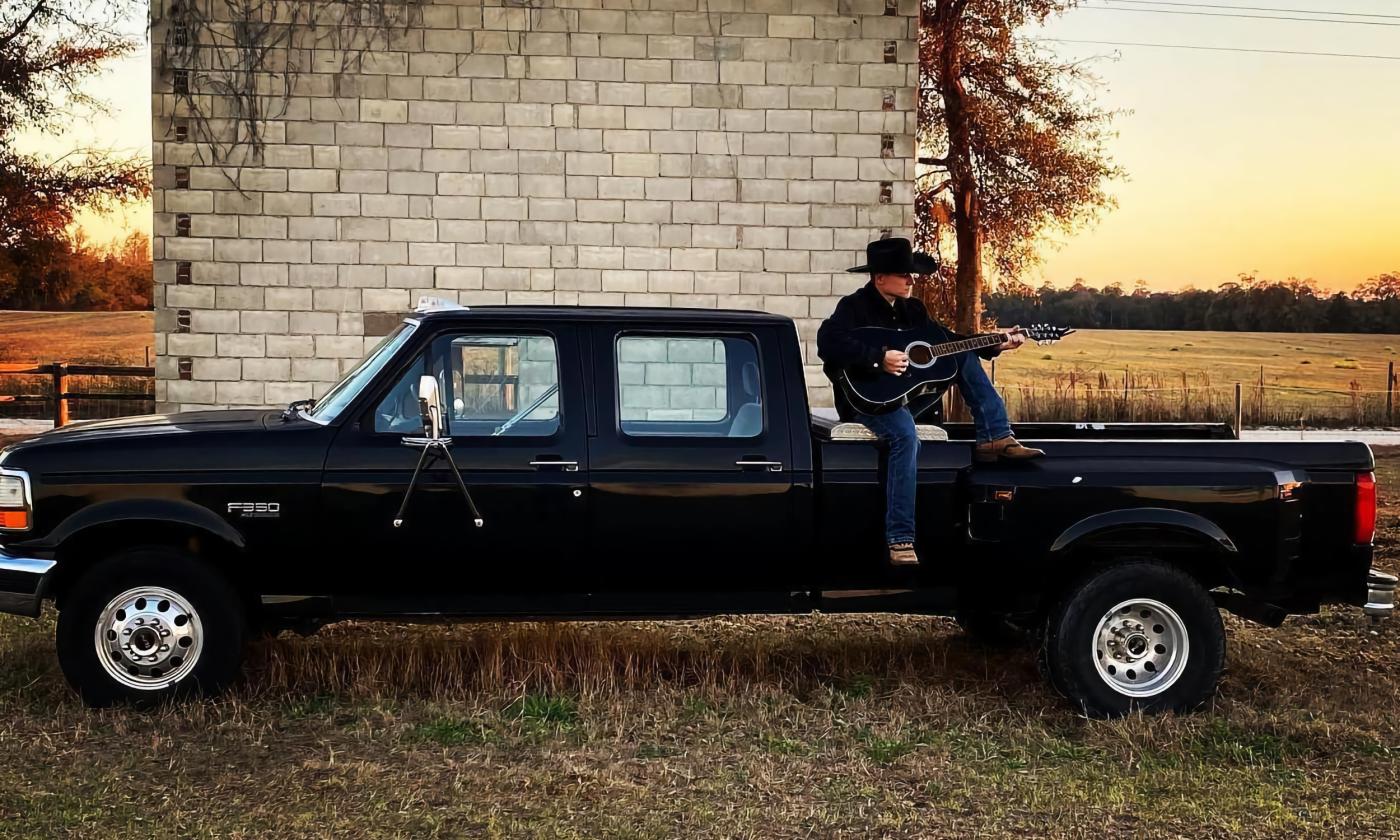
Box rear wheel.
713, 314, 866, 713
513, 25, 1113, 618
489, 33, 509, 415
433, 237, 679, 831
56, 547, 247, 708
1040, 560, 1225, 717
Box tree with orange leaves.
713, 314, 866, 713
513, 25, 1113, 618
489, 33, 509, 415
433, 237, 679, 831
917, 0, 1122, 333
0, 0, 148, 252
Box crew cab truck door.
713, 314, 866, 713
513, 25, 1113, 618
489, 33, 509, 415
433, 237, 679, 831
585, 326, 798, 593
321, 323, 588, 598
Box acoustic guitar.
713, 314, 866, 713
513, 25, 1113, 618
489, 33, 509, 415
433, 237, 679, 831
838, 323, 1075, 413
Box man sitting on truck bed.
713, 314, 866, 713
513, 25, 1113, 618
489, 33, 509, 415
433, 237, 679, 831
817, 237, 1043, 567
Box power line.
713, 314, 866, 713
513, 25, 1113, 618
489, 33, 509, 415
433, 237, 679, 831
1086, 5, 1400, 26
1099, 0, 1400, 21
1043, 37, 1400, 60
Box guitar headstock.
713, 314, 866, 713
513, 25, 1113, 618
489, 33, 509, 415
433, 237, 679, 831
1020, 324, 1076, 345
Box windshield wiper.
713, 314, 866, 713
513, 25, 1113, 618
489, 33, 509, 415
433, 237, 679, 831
281, 398, 316, 421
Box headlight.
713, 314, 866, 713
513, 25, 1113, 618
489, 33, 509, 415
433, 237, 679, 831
0, 469, 31, 531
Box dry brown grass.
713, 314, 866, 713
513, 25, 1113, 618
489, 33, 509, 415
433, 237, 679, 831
0, 312, 155, 422
0, 311, 153, 366
0, 454, 1397, 836
995, 329, 1400, 427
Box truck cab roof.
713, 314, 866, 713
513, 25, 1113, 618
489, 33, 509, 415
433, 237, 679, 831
405, 303, 794, 328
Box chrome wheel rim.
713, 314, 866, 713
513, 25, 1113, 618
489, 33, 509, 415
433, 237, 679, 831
94, 586, 204, 690
1091, 598, 1189, 698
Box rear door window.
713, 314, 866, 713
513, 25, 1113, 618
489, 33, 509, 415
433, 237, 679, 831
615, 335, 763, 438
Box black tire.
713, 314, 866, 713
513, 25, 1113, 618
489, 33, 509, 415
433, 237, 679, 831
56, 547, 247, 708
954, 610, 1035, 647
1040, 560, 1225, 717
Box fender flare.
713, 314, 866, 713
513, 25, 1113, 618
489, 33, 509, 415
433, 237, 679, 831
43, 498, 247, 553
1049, 507, 1237, 555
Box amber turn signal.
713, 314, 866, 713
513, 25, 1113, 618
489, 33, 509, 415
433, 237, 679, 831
0, 510, 28, 530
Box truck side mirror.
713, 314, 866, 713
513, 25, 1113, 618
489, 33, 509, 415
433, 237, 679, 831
417, 375, 444, 440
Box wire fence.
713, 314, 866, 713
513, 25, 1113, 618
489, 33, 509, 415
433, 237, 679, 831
999, 382, 1397, 428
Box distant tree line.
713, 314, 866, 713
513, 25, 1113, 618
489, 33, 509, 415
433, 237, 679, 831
0, 230, 152, 311
985, 273, 1400, 334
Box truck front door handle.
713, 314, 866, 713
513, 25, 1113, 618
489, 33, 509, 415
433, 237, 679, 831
529, 459, 579, 472
736, 459, 784, 472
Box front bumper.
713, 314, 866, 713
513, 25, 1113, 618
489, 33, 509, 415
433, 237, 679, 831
0, 548, 54, 617
1364, 569, 1397, 618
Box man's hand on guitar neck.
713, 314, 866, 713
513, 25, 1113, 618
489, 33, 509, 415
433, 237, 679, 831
882, 349, 910, 375
997, 326, 1028, 352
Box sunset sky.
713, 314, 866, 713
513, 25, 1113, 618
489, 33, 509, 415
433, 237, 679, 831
17, 0, 1400, 292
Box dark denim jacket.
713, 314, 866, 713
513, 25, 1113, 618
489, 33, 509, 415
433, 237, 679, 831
816, 281, 998, 420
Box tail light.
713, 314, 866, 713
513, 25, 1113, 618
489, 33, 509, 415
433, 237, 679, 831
1355, 471, 1377, 545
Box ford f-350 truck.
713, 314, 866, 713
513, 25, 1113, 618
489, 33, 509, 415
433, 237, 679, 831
0, 301, 1391, 714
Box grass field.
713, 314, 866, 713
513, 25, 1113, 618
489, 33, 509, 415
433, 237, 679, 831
0, 441, 1395, 836
995, 328, 1400, 393
0, 310, 154, 366
976, 329, 1400, 427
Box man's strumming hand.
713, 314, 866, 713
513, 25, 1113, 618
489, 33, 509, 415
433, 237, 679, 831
882, 350, 910, 374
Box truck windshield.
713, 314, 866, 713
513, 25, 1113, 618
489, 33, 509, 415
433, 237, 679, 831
306, 322, 417, 423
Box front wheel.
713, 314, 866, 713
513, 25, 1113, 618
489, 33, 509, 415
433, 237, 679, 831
56, 548, 247, 708
1040, 560, 1225, 717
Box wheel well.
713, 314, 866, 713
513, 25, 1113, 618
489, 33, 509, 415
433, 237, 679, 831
1038, 544, 1234, 618
49, 521, 250, 611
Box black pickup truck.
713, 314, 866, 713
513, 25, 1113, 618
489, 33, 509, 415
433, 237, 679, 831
0, 301, 1391, 714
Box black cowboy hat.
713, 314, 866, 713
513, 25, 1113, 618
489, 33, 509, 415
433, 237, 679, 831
846, 237, 939, 274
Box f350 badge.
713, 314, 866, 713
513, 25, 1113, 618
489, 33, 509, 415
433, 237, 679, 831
227, 502, 280, 519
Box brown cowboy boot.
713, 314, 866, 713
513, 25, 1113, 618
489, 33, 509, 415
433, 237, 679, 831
975, 436, 1045, 463
888, 542, 920, 566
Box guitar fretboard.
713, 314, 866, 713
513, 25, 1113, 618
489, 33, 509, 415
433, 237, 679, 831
925, 333, 1008, 357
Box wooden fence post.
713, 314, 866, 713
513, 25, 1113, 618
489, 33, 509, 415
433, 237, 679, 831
52, 361, 69, 427
1234, 382, 1243, 439
1388, 361, 1395, 425
1237, 383, 1248, 439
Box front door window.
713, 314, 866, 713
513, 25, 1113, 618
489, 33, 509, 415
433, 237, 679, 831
370, 334, 562, 438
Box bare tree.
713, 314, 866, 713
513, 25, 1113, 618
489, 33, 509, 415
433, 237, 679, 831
918, 0, 1122, 333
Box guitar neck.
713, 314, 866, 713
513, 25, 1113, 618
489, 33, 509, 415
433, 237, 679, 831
929, 332, 1008, 357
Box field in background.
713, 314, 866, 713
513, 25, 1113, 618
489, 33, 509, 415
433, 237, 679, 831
995, 329, 1399, 392
0, 312, 155, 423
0, 435, 1394, 835
0, 311, 153, 366
981, 329, 1400, 427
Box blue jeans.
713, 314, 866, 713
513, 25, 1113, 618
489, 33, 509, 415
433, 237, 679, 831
858, 406, 920, 546
953, 354, 1013, 445
858, 356, 1012, 545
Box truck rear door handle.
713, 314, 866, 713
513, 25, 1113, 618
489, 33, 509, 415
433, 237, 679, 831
736, 459, 783, 472
529, 458, 579, 472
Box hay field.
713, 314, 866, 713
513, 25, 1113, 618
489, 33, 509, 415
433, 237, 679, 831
0, 442, 1395, 836
994, 328, 1399, 391
0, 310, 154, 366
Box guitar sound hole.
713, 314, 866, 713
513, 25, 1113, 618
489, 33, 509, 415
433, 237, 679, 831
906, 344, 934, 366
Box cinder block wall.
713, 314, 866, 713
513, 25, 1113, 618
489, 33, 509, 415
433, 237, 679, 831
151, 0, 918, 412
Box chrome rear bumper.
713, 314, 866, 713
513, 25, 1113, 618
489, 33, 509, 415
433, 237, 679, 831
1364, 569, 1397, 618
0, 548, 54, 618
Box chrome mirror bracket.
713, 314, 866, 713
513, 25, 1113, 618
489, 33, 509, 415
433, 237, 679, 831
391, 436, 483, 529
